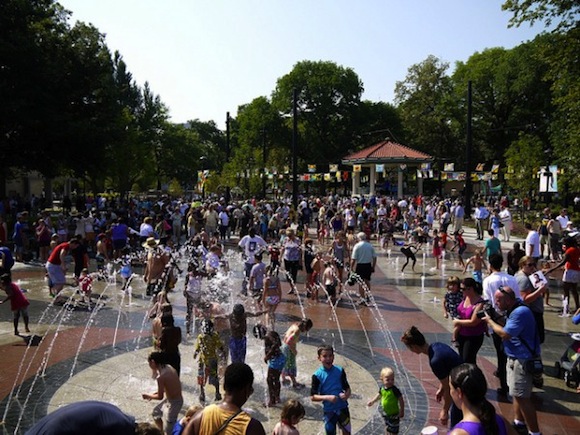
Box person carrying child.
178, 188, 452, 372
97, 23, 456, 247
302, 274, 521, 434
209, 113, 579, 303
273, 399, 306, 435
367, 366, 405, 435
193, 319, 226, 403
263, 330, 287, 407
310, 344, 352, 435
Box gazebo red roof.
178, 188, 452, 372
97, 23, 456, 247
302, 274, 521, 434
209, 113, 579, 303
342, 141, 433, 164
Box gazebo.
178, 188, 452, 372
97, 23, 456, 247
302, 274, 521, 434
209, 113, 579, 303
342, 141, 434, 198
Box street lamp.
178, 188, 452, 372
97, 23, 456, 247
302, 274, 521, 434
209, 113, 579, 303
292, 88, 298, 210
261, 128, 267, 199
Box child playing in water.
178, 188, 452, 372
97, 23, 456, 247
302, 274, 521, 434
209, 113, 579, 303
219, 303, 266, 364
432, 229, 442, 269
263, 265, 282, 330
400, 243, 419, 273
322, 261, 339, 304
273, 399, 306, 435
77, 268, 93, 305
367, 366, 405, 435
310, 344, 352, 435
282, 318, 313, 388
193, 319, 225, 403
264, 330, 286, 407
183, 261, 205, 335
0, 273, 30, 335
463, 249, 487, 284
450, 230, 467, 268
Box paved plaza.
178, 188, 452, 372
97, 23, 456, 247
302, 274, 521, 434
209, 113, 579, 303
0, 225, 579, 434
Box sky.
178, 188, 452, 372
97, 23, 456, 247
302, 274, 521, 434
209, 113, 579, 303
58, 0, 545, 128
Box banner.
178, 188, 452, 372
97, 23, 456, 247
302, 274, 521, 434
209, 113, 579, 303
491, 164, 500, 174
308, 164, 316, 173
444, 163, 455, 171
329, 164, 339, 172
421, 163, 431, 170
376, 164, 384, 173
475, 163, 485, 171
324, 173, 331, 181
353, 164, 362, 172
283, 165, 290, 174
539, 165, 558, 193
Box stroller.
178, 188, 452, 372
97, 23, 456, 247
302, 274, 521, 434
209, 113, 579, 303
554, 333, 580, 388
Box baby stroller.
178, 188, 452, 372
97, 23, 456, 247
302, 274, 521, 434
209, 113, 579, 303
554, 333, 580, 388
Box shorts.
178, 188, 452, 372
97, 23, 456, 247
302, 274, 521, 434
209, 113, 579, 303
323, 407, 351, 435
540, 234, 549, 244
112, 239, 127, 251
152, 397, 183, 434
381, 414, 400, 434
46, 263, 66, 286
563, 269, 580, 284
198, 358, 219, 385
507, 357, 533, 398
355, 263, 372, 281
325, 283, 337, 297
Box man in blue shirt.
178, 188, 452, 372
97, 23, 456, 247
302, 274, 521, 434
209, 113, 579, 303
484, 286, 541, 435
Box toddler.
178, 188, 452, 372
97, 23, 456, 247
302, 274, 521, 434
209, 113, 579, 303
367, 367, 405, 435
273, 399, 306, 435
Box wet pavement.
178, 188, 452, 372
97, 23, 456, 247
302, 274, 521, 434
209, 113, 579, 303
0, 224, 579, 434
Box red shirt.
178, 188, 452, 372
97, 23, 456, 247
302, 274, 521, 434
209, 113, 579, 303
565, 247, 580, 271
7, 283, 29, 311
47, 242, 70, 265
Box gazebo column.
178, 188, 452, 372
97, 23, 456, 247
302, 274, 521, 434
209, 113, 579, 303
352, 169, 360, 196
417, 173, 424, 195
397, 166, 404, 199
369, 164, 376, 196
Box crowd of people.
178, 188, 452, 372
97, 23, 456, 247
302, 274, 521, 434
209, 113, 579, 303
2, 192, 580, 434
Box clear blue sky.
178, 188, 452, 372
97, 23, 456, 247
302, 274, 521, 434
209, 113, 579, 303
59, 0, 544, 128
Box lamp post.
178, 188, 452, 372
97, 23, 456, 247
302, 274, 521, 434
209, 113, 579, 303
261, 128, 267, 199
292, 88, 298, 210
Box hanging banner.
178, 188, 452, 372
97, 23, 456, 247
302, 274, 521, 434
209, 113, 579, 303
329, 164, 339, 172
475, 163, 485, 171
308, 164, 316, 173
491, 164, 500, 174
353, 165, 362, 172
421, 163, 431, 170
336, 171, 342, 181
283, 165, 290, 174
342, 171, 349, 181
539, 165, 558, 192
324, 173, 331, 181
376, 164, 384, 173
444, 163, 455, 171
416, 170, 423, 179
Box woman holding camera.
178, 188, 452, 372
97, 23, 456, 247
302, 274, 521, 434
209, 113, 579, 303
452, 278, 486, 365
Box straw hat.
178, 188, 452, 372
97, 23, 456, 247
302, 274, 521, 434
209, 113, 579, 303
142, 237, 160, 249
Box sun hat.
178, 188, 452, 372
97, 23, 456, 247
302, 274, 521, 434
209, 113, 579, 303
142, 237, 160, 249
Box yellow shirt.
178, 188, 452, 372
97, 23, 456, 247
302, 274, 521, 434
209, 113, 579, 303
199, 404, 251, 434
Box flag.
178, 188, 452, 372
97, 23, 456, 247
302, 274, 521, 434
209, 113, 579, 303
308, 164, 316, 173
329, 164, 338, 172
376, 164, 384, 172
444, 163, 455, 171
353, 164, 361, 172
475, 163, 485, 171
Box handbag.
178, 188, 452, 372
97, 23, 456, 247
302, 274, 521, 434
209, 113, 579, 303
519, 333, 543, 375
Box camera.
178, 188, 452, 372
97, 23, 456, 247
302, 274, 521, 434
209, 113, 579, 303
476, 300, 500, 320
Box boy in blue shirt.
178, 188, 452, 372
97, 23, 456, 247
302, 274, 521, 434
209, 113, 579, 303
310, 345, 352, 435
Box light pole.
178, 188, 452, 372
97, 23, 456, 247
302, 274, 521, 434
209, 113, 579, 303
292, 88, 298, 210
261, 128, 267, 199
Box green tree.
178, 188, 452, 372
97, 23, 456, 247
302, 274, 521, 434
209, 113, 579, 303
394, 55, 459, 161
502, 0, 580, 192
504, 133, 544, 194
452, 43, 554, 167
271, 60, 364, 165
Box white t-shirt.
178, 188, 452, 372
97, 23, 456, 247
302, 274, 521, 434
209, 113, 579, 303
482, 272, 521, 310
238, 235, 267, 263
525, 230, 541, 258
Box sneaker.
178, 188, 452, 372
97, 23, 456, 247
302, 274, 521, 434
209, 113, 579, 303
512, 422, 528, 435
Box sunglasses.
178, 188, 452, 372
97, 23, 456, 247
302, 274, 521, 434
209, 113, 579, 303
498, 286, 514, 298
